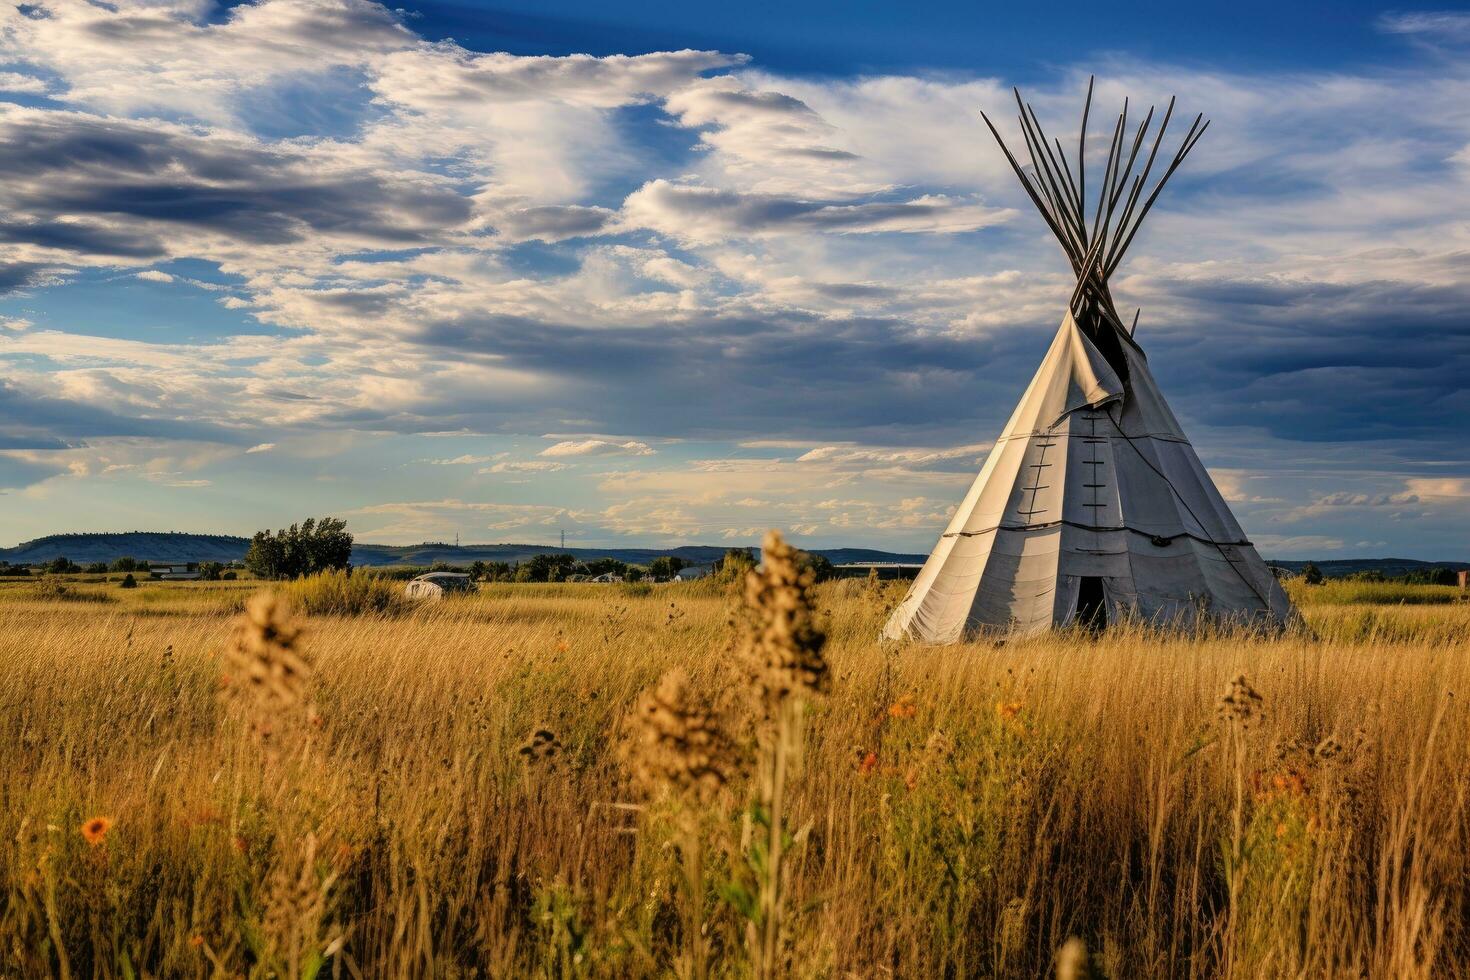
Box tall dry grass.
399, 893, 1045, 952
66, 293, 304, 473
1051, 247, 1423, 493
1, 571, 1468, 977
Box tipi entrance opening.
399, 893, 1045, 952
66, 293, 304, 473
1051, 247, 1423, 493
1075, 576, 1108, 630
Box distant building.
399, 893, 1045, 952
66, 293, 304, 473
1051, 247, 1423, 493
590, 572, 624, 583
149, 561, 200, 580
674, 565, 713, 581
833, 562, 923, 581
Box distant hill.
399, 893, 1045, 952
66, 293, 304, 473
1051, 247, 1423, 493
3, 532, 1461, 576
1266, 558, 1468, 577
0, 532, 251, 565
0, 532, 929, 568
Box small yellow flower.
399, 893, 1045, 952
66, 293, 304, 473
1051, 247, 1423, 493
996, 700, 1024, 721
80, 816, 113, 846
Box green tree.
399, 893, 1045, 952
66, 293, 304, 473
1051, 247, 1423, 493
45, 556, 80, 574
1301, 562, 1324, 586
198, 561, 225, 581
795, 551, 835, 583
522, 553, 578, 582
647, 555, 687, 580
109, 556, 141, 572
84, 561, 109, 574
244, 517, 354, 580
585, 557, 629, 577
245, 530, 285, 579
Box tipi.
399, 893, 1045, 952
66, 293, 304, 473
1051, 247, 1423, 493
884, 81, 1294, 642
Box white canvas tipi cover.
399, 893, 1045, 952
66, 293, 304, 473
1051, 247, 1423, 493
883, 311, 1294, 642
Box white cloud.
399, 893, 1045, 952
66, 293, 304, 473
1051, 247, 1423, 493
795, 443, 990, 470
1405, 478, 1470, 499
0, 71, 48, 93
479, 460, 569, 473
539, 439, 656, 458
620, 180, 1011, 243
427, 453, 503, 465
1377, 11, 1470, 41
245, 442, 276, 453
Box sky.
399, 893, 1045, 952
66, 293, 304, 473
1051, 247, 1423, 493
0, 1, 1467, 559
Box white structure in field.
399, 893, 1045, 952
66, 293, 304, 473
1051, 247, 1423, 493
884, 81, 1295, 642
149, 561, 200, 580
405, 571, 474, 600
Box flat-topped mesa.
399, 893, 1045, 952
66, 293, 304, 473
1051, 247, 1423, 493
980, 77, 1209, 379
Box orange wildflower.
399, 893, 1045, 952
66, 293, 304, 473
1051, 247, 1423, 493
888, 694, 917, 719
80, 816, 113, 846
996, 700, 1024, 721
189, 935, 205, 949
858, 751, 879, 775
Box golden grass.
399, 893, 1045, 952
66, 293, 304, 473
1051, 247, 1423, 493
2, 575, 1468, 977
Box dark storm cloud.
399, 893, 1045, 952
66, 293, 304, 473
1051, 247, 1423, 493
0, 379, 237, 444
407, 309, 1040, 441
352, 264, 1470, 464
1137, 276, 1470, 458
0, 219, 165, 258
495, 205, 616, 242
0, 260, 49, 293
0, 111, 472, 252
0, 453, 66, 491
0, 433, 70, 450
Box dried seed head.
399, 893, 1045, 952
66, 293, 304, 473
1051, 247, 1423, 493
261, 831, 331, 966
223, 591, 313, 738
1218, 673, 1264, 729
739, 530, 828, 715
1056, 937, 1092, 980
518, 728, 562, 766
625, 668, 739, 803
924, 729, 955, 761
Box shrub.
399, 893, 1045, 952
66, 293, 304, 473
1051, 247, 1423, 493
29, 580, 114, 603
278, 569, 410, 616
120, 573, 138, 589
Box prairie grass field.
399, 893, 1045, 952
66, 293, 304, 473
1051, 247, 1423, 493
2, 571, 1469, 978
